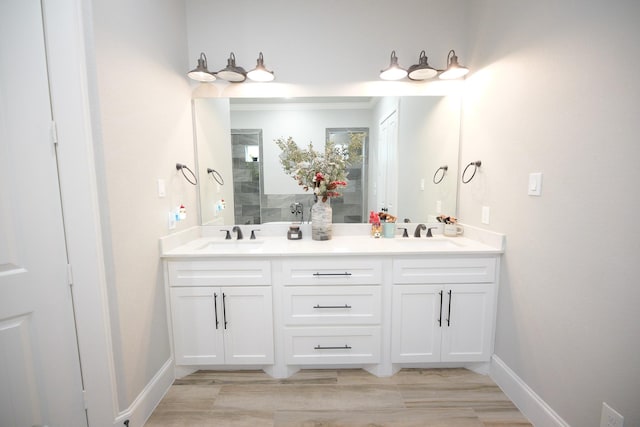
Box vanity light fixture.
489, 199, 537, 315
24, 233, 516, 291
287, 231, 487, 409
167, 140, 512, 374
217, 52, 247, 83
379, 50, 408, 81
380, 49, 469, 81
247, 52, 275, 82
439, 49, 469, 80
187, 52, 216, 82
407, 50, 438, 81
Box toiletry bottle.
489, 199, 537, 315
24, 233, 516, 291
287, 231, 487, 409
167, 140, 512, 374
369, 211, 381, 237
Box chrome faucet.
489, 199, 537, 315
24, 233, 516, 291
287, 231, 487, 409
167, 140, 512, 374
232, 225, 243, 240
413, 224, 426, 237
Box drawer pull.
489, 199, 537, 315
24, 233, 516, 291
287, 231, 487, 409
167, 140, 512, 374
313, 304, 352, 309
313, 272, 352, 277
314, 345, 352, 350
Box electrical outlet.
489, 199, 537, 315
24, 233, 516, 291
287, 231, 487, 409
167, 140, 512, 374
436, 200, 442, 213
168, 211, 176, 230
601, 402, 624, 427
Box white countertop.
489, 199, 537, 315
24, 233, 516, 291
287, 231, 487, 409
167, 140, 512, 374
160, 223, 504, 258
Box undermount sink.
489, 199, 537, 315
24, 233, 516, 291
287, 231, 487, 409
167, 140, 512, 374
198, 240, 265, 251
391, 236, 463, 249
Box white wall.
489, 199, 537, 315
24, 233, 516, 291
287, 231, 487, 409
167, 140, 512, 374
460, 1, 640, 426
397, 96, 460, 222
230, 105, 372, 194
90, 0, 194, 410
194, 99, 234, 225
81, 0, 640, 424
186, 0, 468, 97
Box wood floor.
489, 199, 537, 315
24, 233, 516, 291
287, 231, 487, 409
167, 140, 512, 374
145, 368, 532, 426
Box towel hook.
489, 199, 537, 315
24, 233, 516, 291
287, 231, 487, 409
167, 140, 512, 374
462, 160, 482, 184
176, 163, 197, 185
207, 168, 224, 185
433, 165, 448, 184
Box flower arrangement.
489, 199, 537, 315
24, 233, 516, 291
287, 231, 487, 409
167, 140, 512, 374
275, 135, 363, 202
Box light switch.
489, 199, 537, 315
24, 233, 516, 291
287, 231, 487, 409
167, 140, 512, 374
420, 178, 425, 191
528, 172, 542, 196
482, 206, 490, 224
436, 200, 442, 213
157, 179, 166, 198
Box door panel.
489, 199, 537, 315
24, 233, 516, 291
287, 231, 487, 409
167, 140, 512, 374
223, 287, 274, 364
441, 284, 494, 362
377, 111, 398, 213
0, 0, 87, 425
170, 287, 224, 365
391, 285, 442, 363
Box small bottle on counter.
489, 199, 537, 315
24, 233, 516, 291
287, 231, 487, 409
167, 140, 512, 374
287, 224, 302, 240
369, 211, 382, 238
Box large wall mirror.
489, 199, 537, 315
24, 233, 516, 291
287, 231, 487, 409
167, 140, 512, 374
192, 95, 461, 226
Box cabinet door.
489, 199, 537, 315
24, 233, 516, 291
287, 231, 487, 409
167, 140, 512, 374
441, 284, 495, 362
391, 285, 443, 363
170, 287, 225, 365
222, 286, 274, 364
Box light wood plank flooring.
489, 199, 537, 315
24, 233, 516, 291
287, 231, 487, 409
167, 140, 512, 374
145, 368, 532, 426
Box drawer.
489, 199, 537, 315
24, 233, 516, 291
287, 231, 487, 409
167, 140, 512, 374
168, 260, 271, 286
283, 286, 381, 325
284, 327, 380, 365
393, 257, 496, 284
281, 258, 382, 286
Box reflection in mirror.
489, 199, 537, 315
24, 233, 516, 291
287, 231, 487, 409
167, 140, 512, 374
193, 96, 460, 226
326, 128, 368, 222
231, 129, 263, 224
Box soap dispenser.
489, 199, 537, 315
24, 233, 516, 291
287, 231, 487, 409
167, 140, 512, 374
287, 224, 302, 240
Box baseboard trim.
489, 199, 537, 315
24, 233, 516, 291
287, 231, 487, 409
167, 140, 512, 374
490, 355, 569, 427
112, 358, 175, 426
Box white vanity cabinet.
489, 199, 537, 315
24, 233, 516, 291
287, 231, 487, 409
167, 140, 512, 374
391, 257, 497, 363
167, 260, 274, 366
281, 258, 383, 365
161, 227, 504, 377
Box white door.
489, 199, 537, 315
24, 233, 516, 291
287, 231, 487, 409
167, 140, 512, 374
376, 111, 398, 214
170, 287, 225, 365
441, 284, 495, 362
391, 285, 443, 363
222, 286, 274, 364
0, 0, 87, 425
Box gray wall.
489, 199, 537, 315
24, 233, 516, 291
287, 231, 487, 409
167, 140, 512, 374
90, 0, 194, 410
460, 1, 640, 426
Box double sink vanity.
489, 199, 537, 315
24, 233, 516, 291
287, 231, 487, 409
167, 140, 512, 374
160, 223, 504, 379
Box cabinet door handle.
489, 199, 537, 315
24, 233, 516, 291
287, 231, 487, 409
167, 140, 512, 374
214, 292, 219, 329
438, 290, 443, 327
446, 290, 452, 327
313, 304, 352, 309
312, 272, 352, 277
314, 345, 352, 350
222, 292, 228, 329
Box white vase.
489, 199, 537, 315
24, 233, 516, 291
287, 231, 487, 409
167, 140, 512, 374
311, 197, 332, 241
